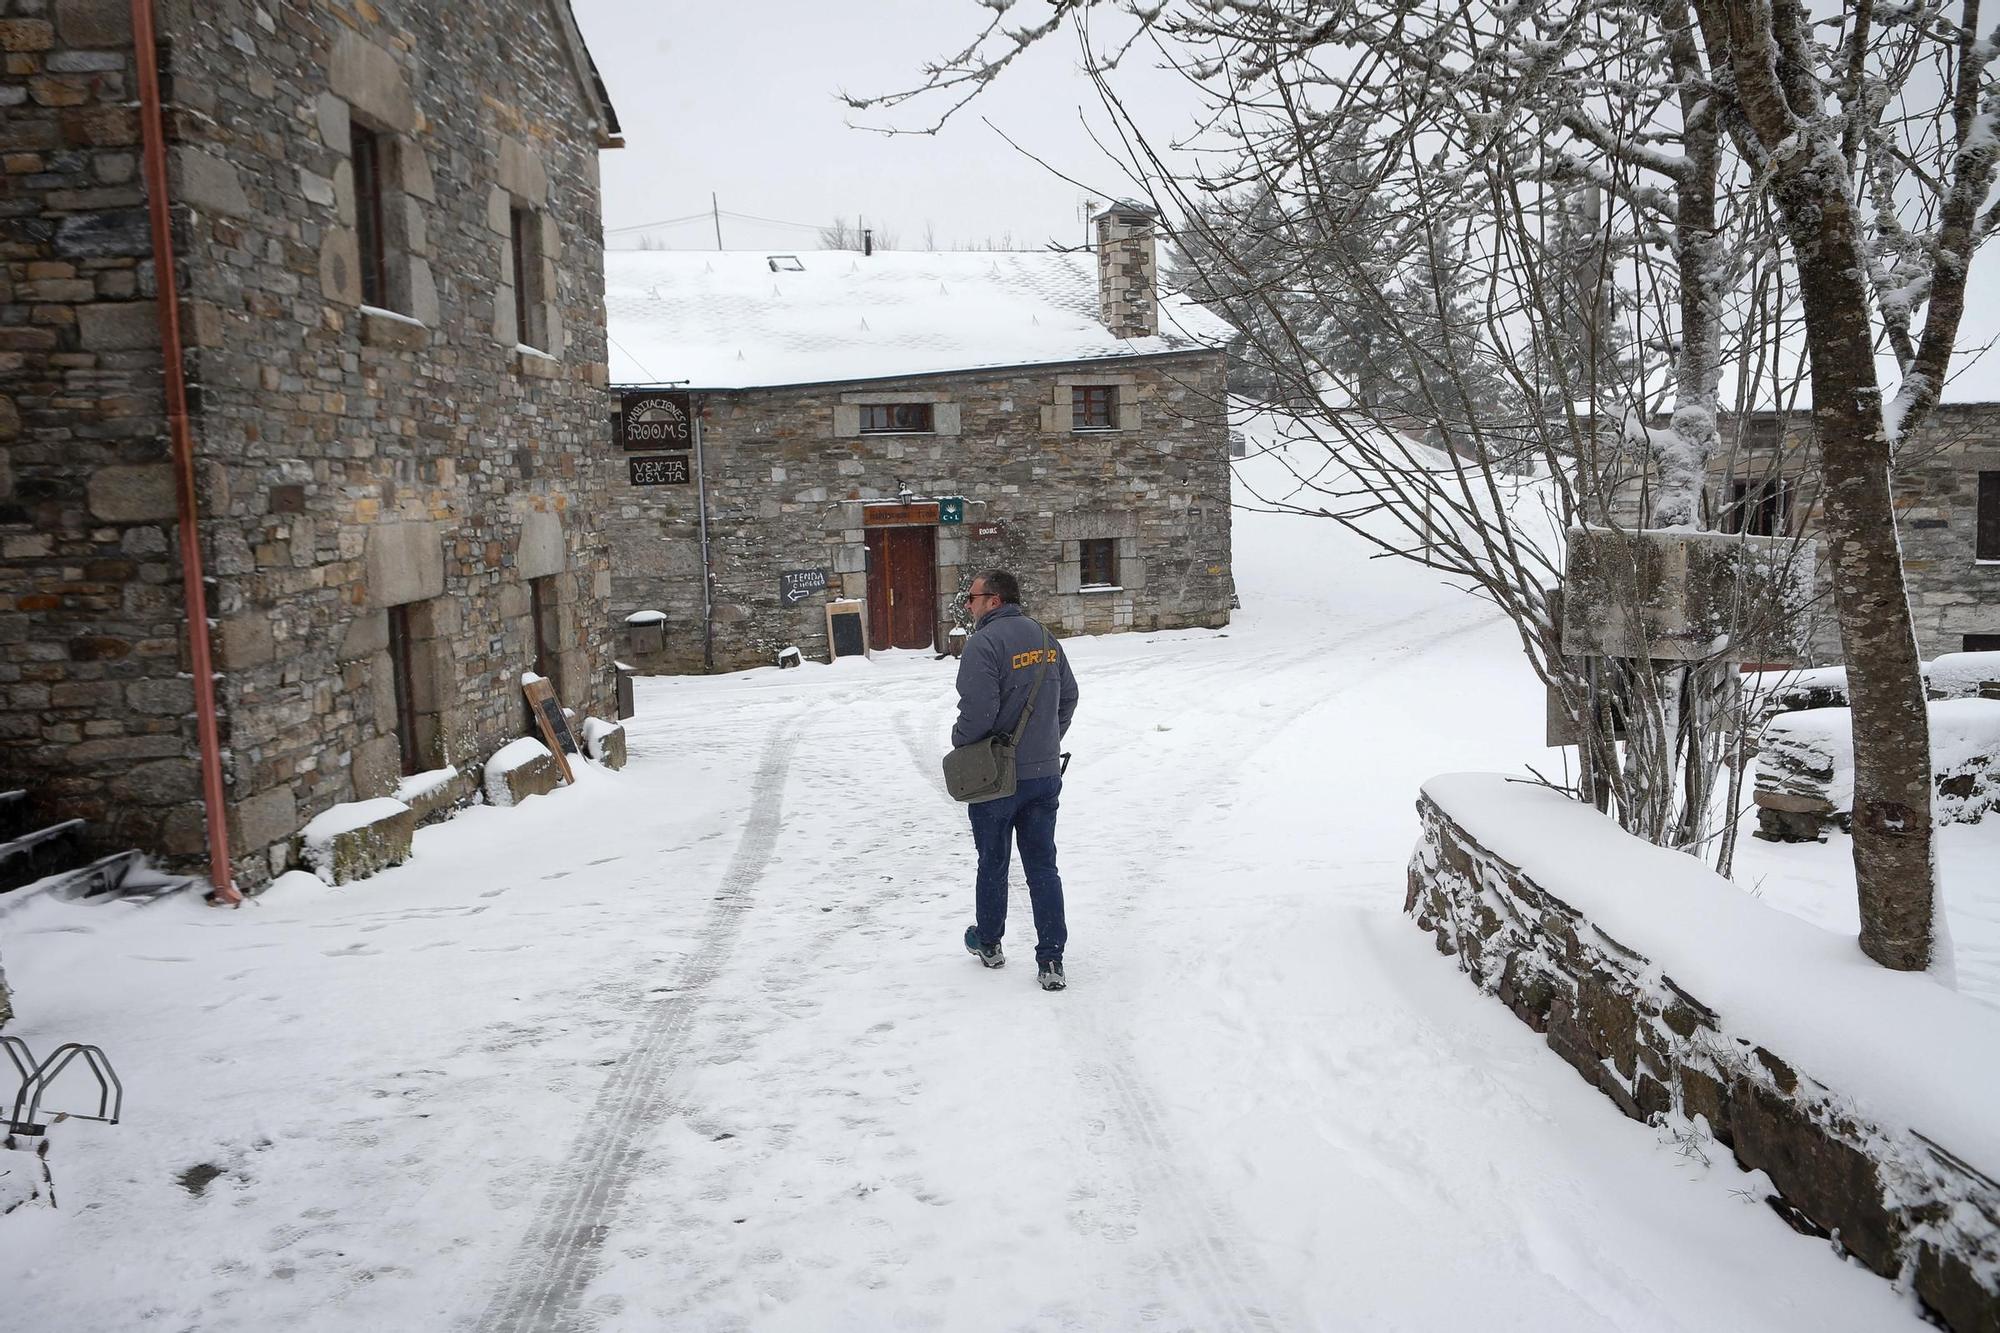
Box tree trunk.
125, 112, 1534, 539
1784, 194, 1939, 971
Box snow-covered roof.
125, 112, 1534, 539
603, 249, 1233, 390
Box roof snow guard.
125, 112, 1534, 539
604, 249, 1233, 390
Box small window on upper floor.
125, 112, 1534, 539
1978, 471, 1999, 561
1965, 633, 2000, 652
1073, 385, 1116, 431
353, 124, 394, 310
510, 204, 548, 351
860, 403, 935, 434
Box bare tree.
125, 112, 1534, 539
853, 0, 2000, 973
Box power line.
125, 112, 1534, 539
604, 210, 716, 235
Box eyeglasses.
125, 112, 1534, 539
966, 590, 997, 604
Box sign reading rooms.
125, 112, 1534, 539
617, 390, 694, 450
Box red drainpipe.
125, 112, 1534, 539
131, 0, 240, 906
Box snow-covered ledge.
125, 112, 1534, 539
1407, 774, 2000, 1330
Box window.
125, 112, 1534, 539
509, 205, 549, 351
387, 602, 423, 776
1072, 385, 1116, 431
1965, 634, 2000, 652
352, 124, 391, 309
1723, 476, 1792, 536
1080, 538, 1118, 588
767, 254, 804, 272
1979, 471, 2000, 561
859, 403, 934, 434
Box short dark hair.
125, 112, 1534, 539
975, 568, 1021, 604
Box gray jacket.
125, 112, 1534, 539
951, 603, 1079, 781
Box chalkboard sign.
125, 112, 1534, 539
616, 390, 694, 451
780, 568, 829, 605
826, 598, 868, 660
629, 456, 691, 486
521, 676, 578, 783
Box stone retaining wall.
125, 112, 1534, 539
1407, 788, 2000, 1331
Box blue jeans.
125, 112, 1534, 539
968, 775, 1067, 963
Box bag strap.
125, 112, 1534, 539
1006, 631, 1055, 746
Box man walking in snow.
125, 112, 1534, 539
954, 569, 1079, 991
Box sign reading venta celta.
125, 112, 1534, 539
617, 390, 694, 450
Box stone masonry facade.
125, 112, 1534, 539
607, 351, 1234, 674
1609, 404, 2000, 664
1, 0, 620, 887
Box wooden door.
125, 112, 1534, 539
864, 525, 937, 650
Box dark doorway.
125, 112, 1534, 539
864, 524, 938, 650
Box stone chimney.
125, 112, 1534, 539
1094, 202, 1158, 339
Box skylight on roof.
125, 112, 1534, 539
767, 254, 804, 272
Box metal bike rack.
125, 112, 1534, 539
4, 1036, 122, 1138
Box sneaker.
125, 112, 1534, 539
964, 924, 1004, 968
1037, 959, 1066, 991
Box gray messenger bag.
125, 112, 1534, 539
942, 633, 1052, 804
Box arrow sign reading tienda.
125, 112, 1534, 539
779, 569, 830, 605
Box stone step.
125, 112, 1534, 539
0, 821, 88, 894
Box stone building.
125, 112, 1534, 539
0, 0, 623, 890
1689, 406, 2000, 661
1597, 403, 2000, 662
603, 208, 1236, 675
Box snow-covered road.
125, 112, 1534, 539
2, 481, 1928, 1331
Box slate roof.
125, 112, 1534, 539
603, 249, 1233, 390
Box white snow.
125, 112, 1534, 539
296, 796, 410, 848
357, 303, 425, 328
604, 249, 1232, 388
390, 766, 458, 805
1426, 772, 2000, 1178
0, 447, 1943, 1330
482, 736, 551, 808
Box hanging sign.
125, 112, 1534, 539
938, 497, 965, 524
779, 569, 829, 605
629, 456, 691, 486
616, 390, 694, 451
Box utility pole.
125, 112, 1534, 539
711, 192, 722, 250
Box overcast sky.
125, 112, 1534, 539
569, 0, 1195, 253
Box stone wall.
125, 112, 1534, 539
1, 0, 620, 886
606, 352, 1234, 675
1, 0, 196, 856
1407, 783, 2000, 1331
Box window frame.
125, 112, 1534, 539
1724, 476, 1792, 537
859, 402, 936, 435
1072, 385, 1117, 432
352, 124, 391, 310
1079, 538, 1119, 588
1978, 471, 2000, 562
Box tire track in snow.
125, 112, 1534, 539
1074, 1054, 1285, 1333
474, 715, 805, 1333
